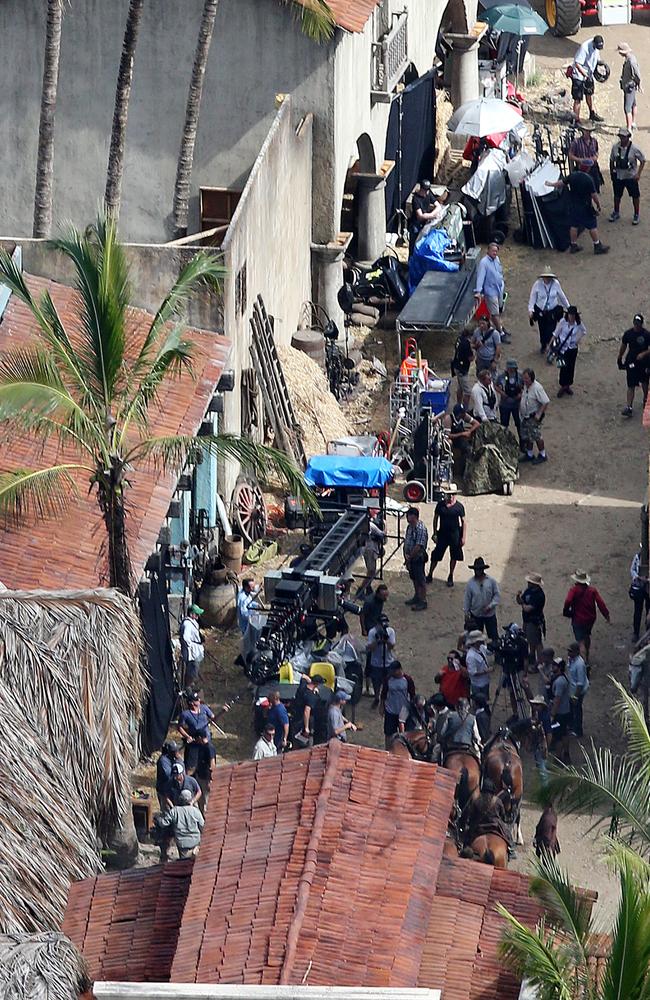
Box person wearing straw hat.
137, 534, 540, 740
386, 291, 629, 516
568, 121, 603, 193
618, 42, 642, 132
465, 629, 493, 700
609, 126, 645, 224
427, 484, 466, 588
563, 570, 610, 664
528, 268, 570, 354
517, 573, 546, 666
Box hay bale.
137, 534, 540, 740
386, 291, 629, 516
277, 344, 353, 456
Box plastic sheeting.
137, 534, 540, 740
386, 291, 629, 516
462, 147, 508, 216
408, 227, 460, 294
305, 455, 396, 488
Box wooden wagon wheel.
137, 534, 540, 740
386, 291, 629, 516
231, 477, 268, 544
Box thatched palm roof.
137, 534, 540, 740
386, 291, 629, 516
0, 588, 147, 932
0, 932, 92, 1000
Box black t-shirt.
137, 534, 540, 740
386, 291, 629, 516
622, 327, 650, 366
520, 584, 546, 624
453, 335, 473, 375
411, 191, 436, 233
435, 500, 465, 540
362, 594, 385, 632
565, 171, 595, 209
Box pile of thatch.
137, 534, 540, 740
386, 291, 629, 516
0, 588, 147, 932
0, 932, 92, 1000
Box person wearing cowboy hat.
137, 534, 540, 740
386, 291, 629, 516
463, 556, 500, 641
617, 42, 641, 132
528, 268, 570, 354
609, 125, 645, 224
465, 629, 493, 700
516, 573, 546, 667
563, 570, 610, 664
529, 694, 552, 784
427, 484, 466, 588
495, 358, 523, 437
568, 121, 603, 193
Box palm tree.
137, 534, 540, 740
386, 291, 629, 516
171, 0, 335, 238
0, 215, 311, 596
33, 0, 65, 238
104, 0, 145, 220
498, 850, 650, 1000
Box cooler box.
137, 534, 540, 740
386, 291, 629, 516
420, 378, 451, 415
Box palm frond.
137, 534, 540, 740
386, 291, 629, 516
116, 324, 195, 438
529, 852, 592, 958
287, 0, 335, 41
127, 432, 318, 511
601, 857, 650, 1000
536, 747, 650, 855
603, 838, 650, 883
131, 251, 224, 377
0, 466, 83, 523
613, 678, 650, 779
497, 909, 575, 1000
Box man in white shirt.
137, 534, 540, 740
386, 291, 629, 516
470, 369, 498, 422
519, 368, 550, 465
571, 35, 605, 124
179, 605, 205, 685
465, 630, 493, 699
253, 723, 278, 760
528, 268, 570, 353
237, 578, 260, 635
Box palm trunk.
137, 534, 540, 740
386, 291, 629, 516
104, 0, 145, 221
172, 0, 220, 238
33, 0, 64, 238
98, 479, 133, 596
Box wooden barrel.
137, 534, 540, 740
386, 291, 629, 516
291, 329, 326, 370
220, 533, 244, 573
198, 582, 237, 628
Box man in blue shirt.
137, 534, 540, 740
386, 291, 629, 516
474, 243, 510, 343
237, 577, 260, 635
155, 740, 183, 809
267, 690, 290, 752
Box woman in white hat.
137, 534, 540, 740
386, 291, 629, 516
551, 305, 587, 398
528, 268, 570, 354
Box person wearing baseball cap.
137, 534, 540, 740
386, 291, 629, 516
528, 268, 570, 354
609, 125, 645, 225
617, 313, 650, 417
618, 42, 641, 131
571, 35, 605, 124
327, 690, 357, 743
179, 603, 205, 686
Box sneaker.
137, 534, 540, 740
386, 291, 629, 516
425, 575, 433, 584
633, 214, 640, 225
411, 601, 428, 611
622, 405, 633, 417
593, 242, 609, 255
565, 387, 574, 395
532, 454, 548, 464
589, 111, 604, 122
404, 596, 417, 605
631, 122, 638, 130
446, 577, 454, 588
609, 211, 621, 222
519, 453, 534, 462
569, 243, 582, 253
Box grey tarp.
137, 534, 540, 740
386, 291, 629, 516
463, 420, 519, 496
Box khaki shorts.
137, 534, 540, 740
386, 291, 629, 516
457, 372, 472, 397
521, 415, 543, 443
485, 295, 503, 317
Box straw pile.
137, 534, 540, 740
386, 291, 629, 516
277, 344, 352, 456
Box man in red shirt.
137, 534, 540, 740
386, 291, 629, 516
563, 569, 611, 663
435, 650, 470, 707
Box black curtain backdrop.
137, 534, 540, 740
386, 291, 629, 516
140, 571, 177, 755
385, 69, 437, 230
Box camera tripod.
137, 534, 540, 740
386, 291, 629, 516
490, 665, 531, 723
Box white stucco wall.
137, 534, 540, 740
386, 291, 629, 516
220, 97, 313, 500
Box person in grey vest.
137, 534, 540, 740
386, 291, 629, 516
440, 697, 482, 756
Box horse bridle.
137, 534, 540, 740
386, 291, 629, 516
393, 731, 435, 762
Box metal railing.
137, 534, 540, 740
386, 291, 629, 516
371, 10, 408, 99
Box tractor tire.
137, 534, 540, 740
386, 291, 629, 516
546, 0, 581, 36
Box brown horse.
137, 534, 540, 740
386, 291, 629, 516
462, 834, 509, 868
388, 730, 436, 762
444, 750, 482, 817
482, 730, 524, 845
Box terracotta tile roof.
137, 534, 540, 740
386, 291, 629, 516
171, 741, 458, 985
62, 860, 194, 983
0, 274, 231, 590
293, 0, 380, 32
417, 856, 546, 1000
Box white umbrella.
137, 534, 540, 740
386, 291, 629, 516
448, 97, 523, 137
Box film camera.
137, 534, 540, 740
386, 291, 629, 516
487, 623, 528, 675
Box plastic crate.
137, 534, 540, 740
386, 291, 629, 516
420, 380, 451, 415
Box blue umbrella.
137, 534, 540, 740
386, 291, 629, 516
482, 3, 549, 34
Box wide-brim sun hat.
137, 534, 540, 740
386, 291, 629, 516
571, 570, 591, 585
538, 266, 557, 278
466, 629, 485, 644
526, 572, 544, 586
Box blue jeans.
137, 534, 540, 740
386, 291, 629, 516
534, 748, 549, 784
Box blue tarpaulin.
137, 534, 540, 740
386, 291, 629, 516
408, 228, 460, 294
305, 456, 395, 489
